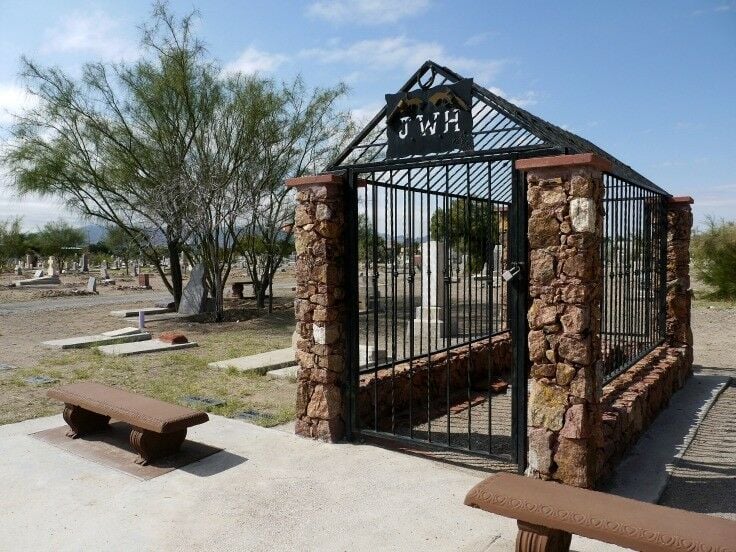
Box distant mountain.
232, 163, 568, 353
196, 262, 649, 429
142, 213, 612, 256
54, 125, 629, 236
80, 224, 107, 244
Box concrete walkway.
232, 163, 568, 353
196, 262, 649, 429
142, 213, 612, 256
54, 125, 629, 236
659, 384, 736, 519
0, 414, 625, 552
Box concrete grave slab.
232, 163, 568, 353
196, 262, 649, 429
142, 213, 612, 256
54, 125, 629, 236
14, 275, 60, 286
98, 339, 198, 356
25, 376, 58, 385
181, 396, 225, 409
109, 307, 173, 318
208, 347, 295, 374
42, 331, 151, 350
101, 327, 145, 337
266, 365, 298, 380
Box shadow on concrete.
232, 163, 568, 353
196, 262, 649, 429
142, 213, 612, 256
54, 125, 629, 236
600, 372, 730, 502
658, 383, 735, 518
181, 449, 247, 477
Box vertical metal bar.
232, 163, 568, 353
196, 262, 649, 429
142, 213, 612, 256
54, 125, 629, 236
390, 172, 397, 434
444, 165, 451, 446
487, 161, 494, 455
345, 169, 359, 440
510, 168, 528, 471
465, 163, 473, 450
408, 173, 415, 438
426, 166, 432, 442
371, 176, 380, 431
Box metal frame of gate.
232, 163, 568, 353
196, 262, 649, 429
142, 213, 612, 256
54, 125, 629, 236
343, 155, 528, 471
329, 60, 670, 472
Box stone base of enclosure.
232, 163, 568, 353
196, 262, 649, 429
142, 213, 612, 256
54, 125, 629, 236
597, 344, 692, 479
357, 332, 512, 430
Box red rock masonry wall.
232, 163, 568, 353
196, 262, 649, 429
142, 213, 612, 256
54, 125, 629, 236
357, 333, 512, 429
599, 345, 690, 477
292, 182, 347, 442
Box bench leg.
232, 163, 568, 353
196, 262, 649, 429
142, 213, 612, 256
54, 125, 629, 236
516, 520, 572, 552
63, 404, 110, 439
129, 427, 187, 465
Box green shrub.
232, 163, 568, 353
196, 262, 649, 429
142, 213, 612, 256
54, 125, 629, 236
692, 218, 736, 300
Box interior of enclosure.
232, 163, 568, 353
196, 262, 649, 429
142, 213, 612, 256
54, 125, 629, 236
352, 160, 517, 459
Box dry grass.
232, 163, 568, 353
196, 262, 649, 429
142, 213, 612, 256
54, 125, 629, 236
0, 309, 297, 427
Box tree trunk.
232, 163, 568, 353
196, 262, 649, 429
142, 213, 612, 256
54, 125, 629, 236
168, 242, 183, 309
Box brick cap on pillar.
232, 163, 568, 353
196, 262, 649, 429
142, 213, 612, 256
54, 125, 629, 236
667, 196, 694, 205
515, 153, 612, 173
285, 173, 344, 188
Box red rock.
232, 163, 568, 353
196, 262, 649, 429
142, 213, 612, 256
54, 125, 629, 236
158, 332, 188, 344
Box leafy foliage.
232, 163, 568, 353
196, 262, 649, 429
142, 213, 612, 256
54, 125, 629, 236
0, 218, 28, 268
693, 218, 736, 300
429, 199, 499, 273
30, 220, 85, 266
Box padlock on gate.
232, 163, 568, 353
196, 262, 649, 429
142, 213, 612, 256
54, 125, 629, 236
502, 263, 522, 282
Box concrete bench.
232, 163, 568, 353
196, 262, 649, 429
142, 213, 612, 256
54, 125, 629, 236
464, 472, 736, 552
48, 382, 209, 465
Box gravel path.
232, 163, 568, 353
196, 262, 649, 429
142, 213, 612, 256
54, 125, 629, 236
0, 292, 171, 316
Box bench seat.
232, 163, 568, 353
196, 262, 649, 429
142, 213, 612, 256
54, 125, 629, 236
48, 382, 209, 465
465, 472, 736, 552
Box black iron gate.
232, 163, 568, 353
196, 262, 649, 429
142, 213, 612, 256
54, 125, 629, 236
344, 156, 527, 469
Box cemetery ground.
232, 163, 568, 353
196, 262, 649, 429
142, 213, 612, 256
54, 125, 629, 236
0, 268, 734, 550
0, 269, 298, 427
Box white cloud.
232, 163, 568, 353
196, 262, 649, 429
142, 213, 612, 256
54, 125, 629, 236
693, 2, 735, 15
42, 11, 136, 61
300, 36, 505, 82
0, 84, 38, 127
350, 102, 383, 125
487, 86, 538, 108
223, 46, 288, 74
464, 32, 490, 47
307, 0, 430, 25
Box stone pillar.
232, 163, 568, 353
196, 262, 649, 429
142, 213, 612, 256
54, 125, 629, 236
665, 196, 694, 368
286, 173, 347, 443
516, 153, 609, 488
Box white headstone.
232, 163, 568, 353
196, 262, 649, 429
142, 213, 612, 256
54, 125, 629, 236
101, 267, 109, 279
47, 256, 59, 277
420, 240, 446, 313
86, 277, 97, 293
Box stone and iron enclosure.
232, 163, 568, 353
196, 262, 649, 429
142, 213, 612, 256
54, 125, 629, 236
287, 61, 693, 488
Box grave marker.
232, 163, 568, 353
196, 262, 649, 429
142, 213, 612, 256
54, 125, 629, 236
178, 264, 209, 315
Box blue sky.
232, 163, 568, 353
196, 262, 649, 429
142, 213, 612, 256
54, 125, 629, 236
0, 0, 734, 230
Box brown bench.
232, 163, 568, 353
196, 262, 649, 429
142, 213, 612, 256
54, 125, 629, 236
464, 473, 736, 552
48, 382, 209, 465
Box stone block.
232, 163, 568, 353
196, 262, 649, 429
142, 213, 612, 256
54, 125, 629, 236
529, 380, 568, 431
528, 427, 555, 475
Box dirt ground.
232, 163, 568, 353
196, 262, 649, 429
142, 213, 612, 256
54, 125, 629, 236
0, 268, 299, 427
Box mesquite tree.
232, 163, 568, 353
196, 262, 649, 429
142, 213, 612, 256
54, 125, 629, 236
3, 5, 210, 308
3, 3, 353, 319
237, 78, 354, 311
